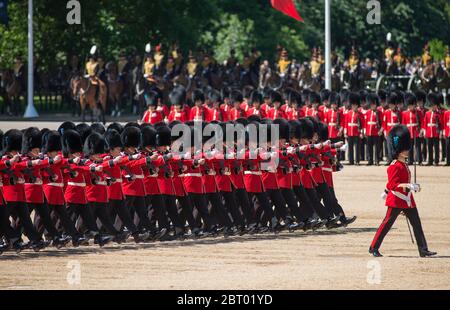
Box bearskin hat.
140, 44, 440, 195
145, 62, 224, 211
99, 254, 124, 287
378, 89, 388, 102
107, 122, 124, 134
231, 90, 243, 104
306, 116, 320, 134
427, 92, 438, 106
273, 118, 290, 141
124, 122, 140, 129
145, 91, 159, 107
340, 89, 350, 105
262, 87, 272, 99
366, 93, 380, 106
84, 132, 108, 156
234, 117, 249, 127
298, 118, 314, 140
105, 129, 123, 149
169, 88, 186, 107
348, 92, 360, 107
75, 123, 93, 144
329, 91, 340, 106
62, 130, 83, 156
414, 90, 427, 103
309, 91, 321, 104
250, 91, 263, 105
57, 121, 76, 136
289, 120, 302, 141
2, 129, 23, 153
288, 91, 301, 106
320, 89, 331, 103
387, 92, 398, 105
121, 126, 141, 148
270, 91, 282, 104
221, 87, 232, 100
141, 126, 157, 148
208, 90, 222, 103
91, 123, 106, 135
156, 125, 172, 147
247, 115, 261, 123
192, 89, 205, 103
405, 93, 417, 106
318, 122, 329, 142
387, 125, 411, 159
21, 127, 42, 154
42, 131, 62, 153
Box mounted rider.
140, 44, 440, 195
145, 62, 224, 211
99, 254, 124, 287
310, 48, 321, 78
348, 46, 359, 72
421, 44, 432, 67
13, 55, 24, 79
84, 45, 105, 103
445, 46, 450, 71
143, 43, 157, 85
185, 51, 199, 78
277, 48, 291, 77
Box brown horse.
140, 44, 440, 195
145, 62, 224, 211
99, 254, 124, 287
0, 69, 23, 116
73, 76, 107, 123
106, 62, 124, 117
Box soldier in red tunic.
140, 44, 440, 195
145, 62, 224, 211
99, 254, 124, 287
364, 93, 383, 166
344, 93, 364, 165
369, 125, 436, 258
141, 91, 164, 125
423, 93, 442, 166
401, 94, 422, 165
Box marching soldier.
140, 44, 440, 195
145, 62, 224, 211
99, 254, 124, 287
141, 91, 164, 125
369, 125, 436, 258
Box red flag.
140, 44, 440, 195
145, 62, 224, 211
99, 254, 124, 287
271, 0, 303, 22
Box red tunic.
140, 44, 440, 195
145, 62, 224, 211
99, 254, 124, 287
142, 110, 164, 124
444, 110, 450, 138
182, 158, 204, 194
64, 162, 89, 205
229, 107, 244, 121
246, 107, 267, 119
42, 158, 68, 206
382, 109, 401, 135
168, 110, 187, 123
401, 110, 421, 138
267, 108, 286, 120
22, 157, 52, 204
423, 111, 441, 138
205, 107, 223, 122
243, 156, 265, 193
121, 156, 148, 197
83, 159, 115, 204
385, 160, 416, 209
230, 159, 245, 190
220, 104, 231, 122
364, 110, 382, 137
345, 111, 363, 137
189, 106, 205, 121
324, 109, 341, 139
1, 156, 36, 203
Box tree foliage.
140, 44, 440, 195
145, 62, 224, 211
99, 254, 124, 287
0, 0, 448, 69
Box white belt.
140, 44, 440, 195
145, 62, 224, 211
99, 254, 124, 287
427, 124, 438, 127
148, 174, 158, 178
47, 183, 64, 188
112, 179, 123, 183
388, 123, 399, 126
391, 190, 412, 207
16, 178, 25, 184
322, 167, 333, 173
68, 182, 86, 187
447, 122, 450, 126
222, 172, 231, 176
328, 123, 337, 126
134, 175, 145, 179
90, 181, 107, 186
406, 124, 418, 127
244, 171, 262, 176
183, 173, 202, 177
206, 171, 216, 176
367, 122, 377, 125
25, 181, 43, 186
347, 123, 358, 127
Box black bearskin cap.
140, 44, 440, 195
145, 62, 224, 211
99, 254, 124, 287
22, 127, 42, 154
349, 92, 361, 106
366, 93, 380, 106
42, 130, 62, 153
192, 89, 205, 103
62, 130, 83, 156
121, 126, 141, 148
107, 122, 124, 134
2, 129, 23, 153
91, 123, 106, 135
156, 126, 172, 147
387, 125, 411, 159
298, 118, 314, 140
231, 90, 243, 103
75, 123, 93, 144
270, 91, 282, 103
170, 88, 186, 107
57, 121, 76, 136
84, 132, 108, 156
309, 92, 321, 104
329, 92, 340, 106
141, 126, 157, 147
249, 91, 262, 105
273, 118, 290, 141
318, 122, 329, 142
105, 129, 123, 149
145, 91, 159, 107
289, 120, 302, 140
247, 115, 261, 123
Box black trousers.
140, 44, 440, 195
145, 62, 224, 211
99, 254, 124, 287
292, 185, 315, 220
207, 192, 233, 228
441, 138, 446, 161
235, 188, 256, 225
88, 202, 119, 235
67, 203, 100, 234
329, 187, 346, 218
248, 192, 275, 225
367, 136, 380, 165
0, 204, 19, 242
408, 138, 422, 164
176, 195, 199, 230
316, 183, 343, 218
419, 137, 427, 162
109, 200, 138, 234
49, 204, 80, 238
347, 136, 361, 164
189, 193, 212, 230
221, 191, 245, 227
7, 201, 41, 242
125, 195, 153, 232
266, 189, 289, 221
280, 188, 305, 223
29, 203, 60, 238
370, 207, 428, 252
446, 138, 450, 166
146, 195, 169, 230
162, 195, 184, 229
304, 188, 331, 219
426, 138, 440, 165
360, 137, 367, 161
378, 134, 385, 162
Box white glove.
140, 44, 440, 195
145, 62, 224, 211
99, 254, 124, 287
408, 183, 421, 193
287, 146, 295, 155
339, 144, 348, 152
381, 190, 388, 200
131, 154, 141, 160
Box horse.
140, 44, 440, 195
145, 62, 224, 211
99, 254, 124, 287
420, 64, 437, 92
298, 64, 321, 92
106, 61, 124, 117
0, 69, 24, 116
73, 75, 107, 123
435, 64, 450, 93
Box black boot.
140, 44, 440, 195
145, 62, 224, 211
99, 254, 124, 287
340, 215, 357, 227
369, 248, 383, 257
73, 235, 89, 247
94, 234, 113, 247
30, 239, 50, 252
419, 250, 437, 258
52, 235, 72, 249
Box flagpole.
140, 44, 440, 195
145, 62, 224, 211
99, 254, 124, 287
325, 0, 332, 90
24, 0, 39, 118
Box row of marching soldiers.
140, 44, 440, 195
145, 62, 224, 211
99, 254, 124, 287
142, 86, 450, 167
0, 117, 357, 254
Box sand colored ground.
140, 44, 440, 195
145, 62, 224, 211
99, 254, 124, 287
0, 122, 449, 289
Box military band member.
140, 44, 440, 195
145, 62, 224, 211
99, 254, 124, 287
369, 125, 436, 258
